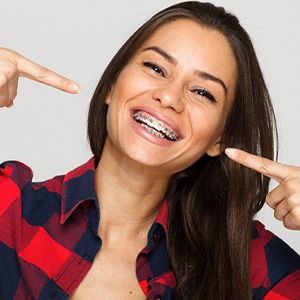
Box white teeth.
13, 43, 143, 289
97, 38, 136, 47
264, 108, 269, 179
146, 118, 155, 127
154, 122, 162, 131
133, 112, 178, 141
140, 123, 165, 138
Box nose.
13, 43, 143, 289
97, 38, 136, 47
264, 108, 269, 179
152, 81, 185, 113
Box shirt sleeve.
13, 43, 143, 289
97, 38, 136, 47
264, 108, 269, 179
263, 269, 300, 299
251, 221, 300, 300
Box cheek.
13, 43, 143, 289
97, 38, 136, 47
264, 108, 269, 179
187, 110, 228, 158
190, 109, 223, 139
105, 106, 114, 138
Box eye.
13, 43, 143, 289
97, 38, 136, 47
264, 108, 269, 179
192, 88, 216, 103
143, 61, 165, 77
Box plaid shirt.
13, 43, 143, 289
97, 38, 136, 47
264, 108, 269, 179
0, 159, 300, 299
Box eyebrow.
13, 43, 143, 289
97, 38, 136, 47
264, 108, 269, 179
142, 46, 228, 95
142, 46, 177, 65
194, 70, 228, 95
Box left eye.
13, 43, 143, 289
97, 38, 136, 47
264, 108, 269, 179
143, 62, 165, 77
192, 88, 216, 103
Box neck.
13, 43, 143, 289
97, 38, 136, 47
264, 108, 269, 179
95, 141, 170, 243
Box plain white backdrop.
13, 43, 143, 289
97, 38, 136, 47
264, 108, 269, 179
0, 1, 299, 253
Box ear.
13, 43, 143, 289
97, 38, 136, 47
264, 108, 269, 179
206, 141, 222, 157
105, 84, 115, 105
105, 91, 111, 105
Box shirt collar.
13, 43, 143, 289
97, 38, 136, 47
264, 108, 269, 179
60, 157, 169, 236
60, 157, 98, 224
155, 198, 168, 233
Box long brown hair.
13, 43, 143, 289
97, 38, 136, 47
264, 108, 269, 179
88, 2, 276, 299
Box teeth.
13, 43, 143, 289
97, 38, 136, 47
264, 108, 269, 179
146, 118, 155, 127
140, 123, 165, 138
154, 122, 162, 131
133, 111, 178, 141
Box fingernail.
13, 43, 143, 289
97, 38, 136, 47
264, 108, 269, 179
225, 148, 238, 158
69, 82, 80, 92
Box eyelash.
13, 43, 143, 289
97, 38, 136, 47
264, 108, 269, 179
143, 61, 165, 77
142, 61, 216, 103
192, 88, 216, 103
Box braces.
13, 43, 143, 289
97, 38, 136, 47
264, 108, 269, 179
133, 112, 178, 141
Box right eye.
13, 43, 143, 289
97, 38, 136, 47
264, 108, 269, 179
142, 61, 165, 77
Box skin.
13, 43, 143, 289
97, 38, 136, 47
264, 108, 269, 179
0, 47, 79, 107
103, 20, 237, 176
226, 148, 300, 230
0, 18, 300, 299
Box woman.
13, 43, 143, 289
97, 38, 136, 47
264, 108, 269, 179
0, 1, 300, 299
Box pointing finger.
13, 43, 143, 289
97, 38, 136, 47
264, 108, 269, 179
225, 148, 292, 182
16, 52, 80, 94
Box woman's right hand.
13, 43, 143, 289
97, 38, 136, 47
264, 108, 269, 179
0, 48, 80, 108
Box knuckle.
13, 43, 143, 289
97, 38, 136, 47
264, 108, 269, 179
261, 158, 272, 172
5, 99, 14, 108
282, 216, 294, 229
284, 208, 300, 229
265, 194, 275, 208
283, 180, 298, 194
0, 98, 11, 108
285, 196, 298, 207
0, 67, 16, 84
291, 206, 300, 217
283, 221, 291, 230
265, 193, 271, 202
238, 151, 247, 161
0, 73, 7, 86
273, 210, 283, 221
36, 66, 49, 81
283, 217, 300, 230
9, 91, 17, 102
0, 48, 17, 61
58, 77, 70, 89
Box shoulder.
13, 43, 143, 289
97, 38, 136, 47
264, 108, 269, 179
250, 220, 300, 299
0, 160, 64, 198
0, 161, 33, 207
0, 160, 33, 186
0, 160, 65, 220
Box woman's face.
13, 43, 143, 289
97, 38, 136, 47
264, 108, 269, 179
104, 19, 237, 175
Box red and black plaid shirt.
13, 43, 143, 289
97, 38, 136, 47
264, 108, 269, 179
0, 158, 300, 299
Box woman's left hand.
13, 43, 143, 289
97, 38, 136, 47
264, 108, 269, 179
225, 148, 300, 230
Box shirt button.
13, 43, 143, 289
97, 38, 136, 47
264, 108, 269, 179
147, 276, 156, 282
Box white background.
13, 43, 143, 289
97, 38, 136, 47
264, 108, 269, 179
0, 1, 299, 253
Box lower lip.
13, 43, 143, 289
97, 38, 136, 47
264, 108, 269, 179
131, 115, 178, 147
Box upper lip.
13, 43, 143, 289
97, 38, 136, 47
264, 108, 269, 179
131, 106, 182, 138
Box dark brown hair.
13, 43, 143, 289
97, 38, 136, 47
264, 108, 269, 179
88, 2, 276, 299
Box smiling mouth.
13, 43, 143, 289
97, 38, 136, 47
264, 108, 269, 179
132, 111, 181, 141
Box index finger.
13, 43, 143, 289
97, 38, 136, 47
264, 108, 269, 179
16, 52, 79, 94
225, 148, 292, 182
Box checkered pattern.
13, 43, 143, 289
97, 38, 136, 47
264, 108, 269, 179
251, 221, 300, 299
0, 159, 299, 299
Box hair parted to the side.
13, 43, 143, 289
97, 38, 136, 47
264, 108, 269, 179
88, 2, 277, 299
